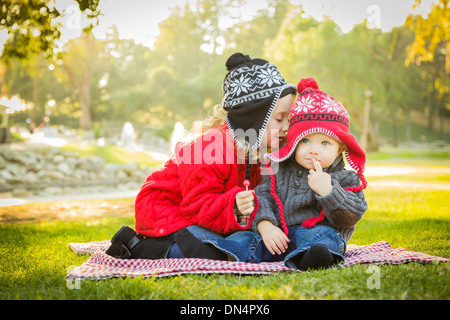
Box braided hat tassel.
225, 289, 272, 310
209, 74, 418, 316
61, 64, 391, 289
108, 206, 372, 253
264, 163, 288, 236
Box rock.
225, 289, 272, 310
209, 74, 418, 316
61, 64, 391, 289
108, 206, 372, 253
0, 148, 20, 162
56, 162, 71, 175
77, 156, 104, 172
0, 169, 15, 181
23, 172, 39, 185
88, 171, 99, 181
37, 169, 66, 181
91, 156, 105, 170
6, 163, 27, 175
122, 162, 139, 175
42, 186, 64, 196
53, 154, 65, 164
3, 150, 37, 166
0, 155, 6, 169
116, 168, 128, 179
64, 156, 78, 171
102, 162, 122, 178
0, 146, 148, 197
0, 176, 8, 188
73, 168, 89, 180
12, 188, 33, 197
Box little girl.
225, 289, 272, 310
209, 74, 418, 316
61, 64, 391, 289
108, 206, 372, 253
105, 53, 296, 260
179, 78, 368, 271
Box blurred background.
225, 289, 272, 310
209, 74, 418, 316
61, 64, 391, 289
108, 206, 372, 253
0, 0, 448, 203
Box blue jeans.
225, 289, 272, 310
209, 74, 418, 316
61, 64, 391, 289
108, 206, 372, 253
201, 225, 346, 269
166, 225, 225, 258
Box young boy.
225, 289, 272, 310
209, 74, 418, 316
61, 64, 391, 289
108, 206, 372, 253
177, 78, 368, 271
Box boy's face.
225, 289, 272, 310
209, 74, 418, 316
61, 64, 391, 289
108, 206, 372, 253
261, 94, 294, 151
294, 133, 343, 169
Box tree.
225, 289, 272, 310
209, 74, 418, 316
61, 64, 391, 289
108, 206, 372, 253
266, 6, 435, 149
405, 0, 449, 136
3, 53, 67, 125
101, 26, 154, 123
405, 0, 449, 73
149, 0, 231, 127
56, 34, 105, 130
0, 0, 101, 63
0, 0, 102, 137
227, 0, 290, 59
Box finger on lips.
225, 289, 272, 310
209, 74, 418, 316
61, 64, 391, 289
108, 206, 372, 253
312, 157, 322, 171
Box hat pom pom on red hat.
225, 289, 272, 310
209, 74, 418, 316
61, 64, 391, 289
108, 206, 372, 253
297, 78, 319, 93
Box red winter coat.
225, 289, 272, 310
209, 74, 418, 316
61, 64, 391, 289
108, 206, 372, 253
135, 124, 261, 237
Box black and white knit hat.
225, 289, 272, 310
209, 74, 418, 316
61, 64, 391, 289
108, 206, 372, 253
222, 53, 297, 151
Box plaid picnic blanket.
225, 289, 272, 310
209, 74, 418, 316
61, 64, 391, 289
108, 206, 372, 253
67, 240, 448, 280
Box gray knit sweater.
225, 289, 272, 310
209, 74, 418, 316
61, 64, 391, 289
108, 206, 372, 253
252, 155, 368, 244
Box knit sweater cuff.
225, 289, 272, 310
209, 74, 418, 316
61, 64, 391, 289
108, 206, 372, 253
315, 179, 346, 212
251, 207, 278, 234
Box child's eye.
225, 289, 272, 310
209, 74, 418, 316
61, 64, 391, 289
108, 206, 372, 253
321, 141, 329, 146
276, 118, 283, 123
301, 138, 309, 143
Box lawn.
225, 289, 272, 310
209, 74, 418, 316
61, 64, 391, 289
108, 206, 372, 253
60, 143, 164, 167
0, 154, 449, 301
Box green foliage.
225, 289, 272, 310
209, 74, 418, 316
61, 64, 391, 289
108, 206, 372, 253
1, 0, 448, 143
406, 0, 449, 72
0, 0, 101, 62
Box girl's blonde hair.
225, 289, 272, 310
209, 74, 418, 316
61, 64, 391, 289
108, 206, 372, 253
189, 92, 295, 161
187, 104, 257, 160
199, 104, 227, 134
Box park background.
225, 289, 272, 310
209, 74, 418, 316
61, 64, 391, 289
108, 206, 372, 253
0, 0, 448, 300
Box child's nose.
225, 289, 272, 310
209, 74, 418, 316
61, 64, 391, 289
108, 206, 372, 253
309, 146, 319, 155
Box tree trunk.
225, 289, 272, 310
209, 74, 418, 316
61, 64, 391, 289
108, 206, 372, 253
80, 75, 92, 131
32, 54, 40, 125
392, 106, 398, 147
428, 102, 435, 133
439, 104, 445, 141
405, 109, 411, 141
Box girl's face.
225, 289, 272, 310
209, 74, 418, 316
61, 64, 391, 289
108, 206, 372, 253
294, 133, 343, 169
261, 94, 294, 151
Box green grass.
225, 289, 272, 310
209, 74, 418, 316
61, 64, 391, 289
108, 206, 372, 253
60, 143, 162, 167
0, 157, 449, 300
367, 147, 450, 165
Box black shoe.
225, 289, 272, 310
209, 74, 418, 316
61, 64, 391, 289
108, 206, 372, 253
176, 228, 227, 260
105, 226, 173, 259
294, 244, 334, 271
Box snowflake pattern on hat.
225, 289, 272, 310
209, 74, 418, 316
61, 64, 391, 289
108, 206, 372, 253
291, 90, 349, 119
267, 78, 365, 176
222, 58, 296, 151
257, 66, 285, 87
223, 62, 289, 109
229, 74, 252, 96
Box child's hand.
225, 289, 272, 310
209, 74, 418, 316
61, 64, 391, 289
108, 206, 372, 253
308, 158, 333, 196
257, 220, 290, 255
235, 190, 255, 216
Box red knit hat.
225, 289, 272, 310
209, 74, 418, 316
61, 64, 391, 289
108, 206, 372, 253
264, 78, 367, 235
